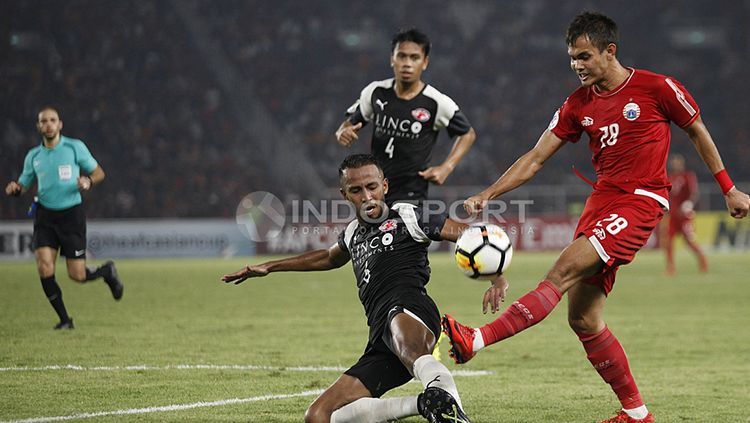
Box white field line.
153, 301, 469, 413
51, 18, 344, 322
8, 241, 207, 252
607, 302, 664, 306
0, 390, 325, 423
0, 364, 494, 377
0, 364, 493, 422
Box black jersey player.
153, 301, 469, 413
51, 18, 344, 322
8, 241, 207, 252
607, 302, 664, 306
222, 154, 508, 423
335, 28, 476, 204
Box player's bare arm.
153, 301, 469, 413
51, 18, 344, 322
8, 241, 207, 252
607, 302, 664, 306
78, 166, 105, 191
683, 116, 750, 218
221, 243, 351, 284
439, 217, 509, 311
4, 181, 26, 196
335, 120, 363, 147
465, 130, 566, 214
419, 127, 477, 185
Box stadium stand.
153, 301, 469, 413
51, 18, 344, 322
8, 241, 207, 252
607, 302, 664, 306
2, 0, 748, 218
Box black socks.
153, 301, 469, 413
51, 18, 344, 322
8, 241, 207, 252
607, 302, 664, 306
40, 276, 70, 323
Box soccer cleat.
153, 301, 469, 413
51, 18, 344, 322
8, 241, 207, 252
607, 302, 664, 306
597, 410, 655, 423
441, 314, 476, 364
417, 386, 472, 423
54, 319, 74, 330
103, 261, 124, 300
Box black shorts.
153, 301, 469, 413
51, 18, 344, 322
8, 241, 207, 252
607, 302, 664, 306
33, 204, 87, 259
344, 290, 441, 397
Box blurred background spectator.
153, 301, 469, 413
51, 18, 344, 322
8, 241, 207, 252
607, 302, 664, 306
2, 0, 748, 219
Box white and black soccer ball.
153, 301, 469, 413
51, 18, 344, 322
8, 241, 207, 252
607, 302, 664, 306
454, 224, 513, 279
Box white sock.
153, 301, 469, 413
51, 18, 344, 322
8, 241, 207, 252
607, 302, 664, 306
623, 405, 649, 420
330, 397, 418, 423
412, 354, 463, 408
473, 328, 485, 351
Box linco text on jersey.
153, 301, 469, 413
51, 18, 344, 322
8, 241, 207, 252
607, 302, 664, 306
373, 114, 422, 139
350, 232, 397, 267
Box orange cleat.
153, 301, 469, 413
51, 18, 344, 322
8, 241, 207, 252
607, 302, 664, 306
441, 314, 477, 364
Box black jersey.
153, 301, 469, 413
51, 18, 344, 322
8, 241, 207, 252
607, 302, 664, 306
337, 203, 447, 328
346, 78, 472, 203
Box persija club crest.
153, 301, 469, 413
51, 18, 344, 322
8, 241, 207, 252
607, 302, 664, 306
411, 108, 431, 122
379, 219, 398, 232
622, 102, 641, 121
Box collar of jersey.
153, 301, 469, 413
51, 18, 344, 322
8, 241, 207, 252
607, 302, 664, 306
40, 134, 68, 150
389, 78, 428, 101
357, 204, 391, 227
592, 67, 635, 98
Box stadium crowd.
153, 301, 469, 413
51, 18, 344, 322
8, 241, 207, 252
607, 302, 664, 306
2, 0, 749, 218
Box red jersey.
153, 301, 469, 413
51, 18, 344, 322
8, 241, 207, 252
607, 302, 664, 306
669, 170, 698, 218
550, 68, 700, 210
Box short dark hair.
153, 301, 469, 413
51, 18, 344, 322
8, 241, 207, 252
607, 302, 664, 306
38, 105, 61, 119
391, 28, 431, 57
338, 154, 383, 179
566, 12, 618, 52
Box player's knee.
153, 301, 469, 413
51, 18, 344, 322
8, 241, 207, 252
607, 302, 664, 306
303, 404, 330, 423
545, 264, 576, 292
36, 262, 55, 278
68, 270, 86, 283
568, 314, 600, 333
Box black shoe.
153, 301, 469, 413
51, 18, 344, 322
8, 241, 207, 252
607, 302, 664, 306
103, 260, 123, 300
54, 319, 74, 330
417, 386, 472, 423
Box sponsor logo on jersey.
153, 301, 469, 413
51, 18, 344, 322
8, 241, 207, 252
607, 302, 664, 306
622, 102, 641, 121
547, 110, 560, 130
411, 108, 431, 122
374, 115, 420, 139
379, 219, 398, 232
376, 99, 388, 111
593, 227, 606, 240
581, 116, 594, 127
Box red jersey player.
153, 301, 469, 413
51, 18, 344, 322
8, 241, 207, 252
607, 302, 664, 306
665, 154, 708, 275
441, 11, 750, 423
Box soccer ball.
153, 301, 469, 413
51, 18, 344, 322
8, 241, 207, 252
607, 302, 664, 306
454, 224, 513, 279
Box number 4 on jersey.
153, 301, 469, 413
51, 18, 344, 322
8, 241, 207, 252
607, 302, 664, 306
385, 137, 395, 159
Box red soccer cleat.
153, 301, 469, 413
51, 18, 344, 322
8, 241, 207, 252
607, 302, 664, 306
598, 410, 654, 423
441, 314, 477, 364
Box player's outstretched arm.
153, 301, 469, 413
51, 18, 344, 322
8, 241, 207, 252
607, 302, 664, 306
438, 217, 469, 243
4, 181, 26, 197
683, 116, 750, 218
335, 120, 363, 147
420, 127, 477, 185
464, 130, 566, 214
221, 243, 351, 284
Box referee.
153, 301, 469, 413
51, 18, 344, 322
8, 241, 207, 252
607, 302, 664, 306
5, 106, 123, 330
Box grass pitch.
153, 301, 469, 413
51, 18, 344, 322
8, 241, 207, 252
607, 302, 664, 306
0, 249, 748, 422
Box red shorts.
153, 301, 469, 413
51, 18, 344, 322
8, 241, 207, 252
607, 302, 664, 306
668, 214, 696, 240
575, 190, 665, 294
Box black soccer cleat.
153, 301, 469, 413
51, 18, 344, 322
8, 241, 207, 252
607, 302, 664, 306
103, 260, 124, 300
54, 319, 74, 330
417, 386, 472, 423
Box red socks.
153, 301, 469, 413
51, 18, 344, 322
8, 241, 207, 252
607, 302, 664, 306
479, 280, 562, 345
578, 326, 643, 409
477, 279, 643, 410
